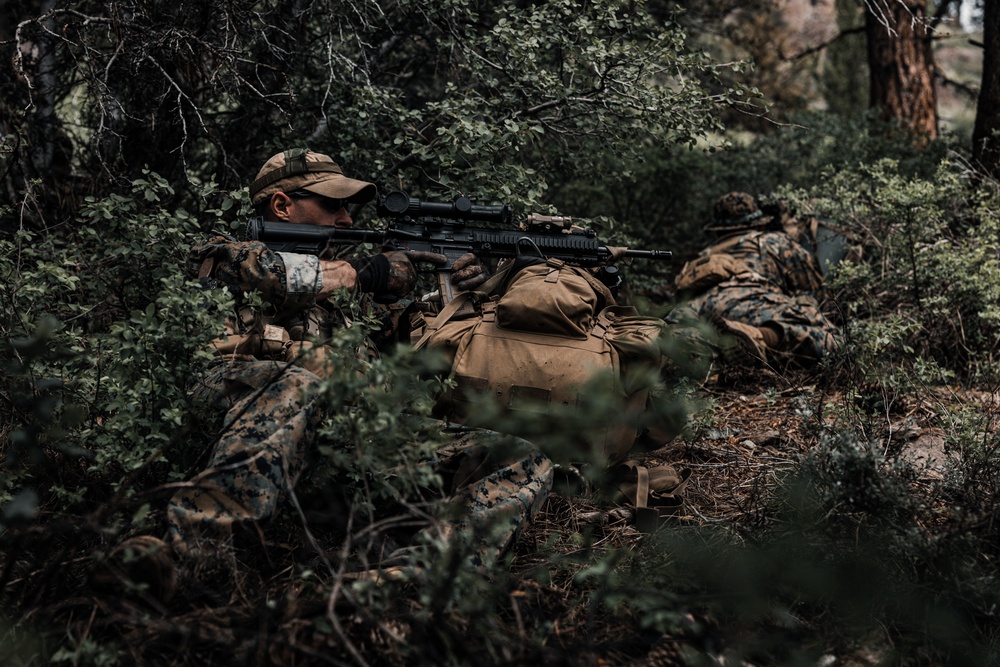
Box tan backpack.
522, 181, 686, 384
413, 258, 671, 465
673, 230, 762, 294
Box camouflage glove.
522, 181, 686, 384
452, 252, 490, 291
188, 233, 269, 292
351, 250, 447, 300
187, 233, 237, 281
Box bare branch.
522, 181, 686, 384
781, 26, 866, 63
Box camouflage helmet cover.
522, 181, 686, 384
705, 192, 771, 232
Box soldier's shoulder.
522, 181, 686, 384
759, 230, 802, 246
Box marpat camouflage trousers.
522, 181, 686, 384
431, 425, 553, 568
688, 284, 841, 361
168, 358, 552, 567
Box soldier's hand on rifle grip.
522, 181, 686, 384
382, 250, 448, 299
452, 252, 490, 291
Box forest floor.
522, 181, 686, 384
10, 361, 993, 667
507, 360, 983, 667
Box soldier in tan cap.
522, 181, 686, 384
97, 149, 551, 600
244, 148, 487, 307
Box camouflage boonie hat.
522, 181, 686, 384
705, 192, 770, 232
250, 148, 377, 205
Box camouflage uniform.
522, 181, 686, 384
422, 426, 553, 569
676, 193, 841, 363
170, 358, 321, 550
170, 149, 552, 569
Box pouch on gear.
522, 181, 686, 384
495, 260, 611, 338
211, 322, 291, 359
209, 304, 370, 378
674, 253, 752, 293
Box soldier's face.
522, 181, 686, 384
286, 191, 353, 228
266, 191, 353, 228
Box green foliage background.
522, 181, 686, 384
4, 1, 1000, 666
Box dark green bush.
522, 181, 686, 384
798, 159, 1000, 386
549, 111, 954, 269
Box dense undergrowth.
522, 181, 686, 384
4, 121, 1000, 665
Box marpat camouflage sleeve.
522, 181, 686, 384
757, 232, 825, 296
191, 235, 325, 310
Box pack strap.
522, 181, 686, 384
613, 460, 691, 533
412, 264, 516, 351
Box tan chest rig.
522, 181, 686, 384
211, 302, 376, 378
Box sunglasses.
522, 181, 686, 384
287, 190, 347, 214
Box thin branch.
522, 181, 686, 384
929, 0, 961, 30
781, 26, 866, 63
934, 65, 979, 101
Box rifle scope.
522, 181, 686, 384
377, 190, 513, 226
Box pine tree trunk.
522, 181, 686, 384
864, 0, 938, 144
972, 1, 1000, 178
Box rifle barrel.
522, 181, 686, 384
622, 248, 672, 260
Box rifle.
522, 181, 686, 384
245, 190, 671, 303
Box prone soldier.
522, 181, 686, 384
674, 191, 842, 368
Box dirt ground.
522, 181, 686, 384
9, 360, 990, 667
506, 359, 984, 667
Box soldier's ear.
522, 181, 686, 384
270, 192, 295, 221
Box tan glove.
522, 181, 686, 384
451, 252, 490, 291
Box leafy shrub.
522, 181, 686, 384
0, 174, 235, 596
802, 159, 1000, 386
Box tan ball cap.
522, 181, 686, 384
249, 148, 377, 205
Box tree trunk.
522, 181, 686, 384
972, 0, 1000, 178
864, 0, 938, 144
